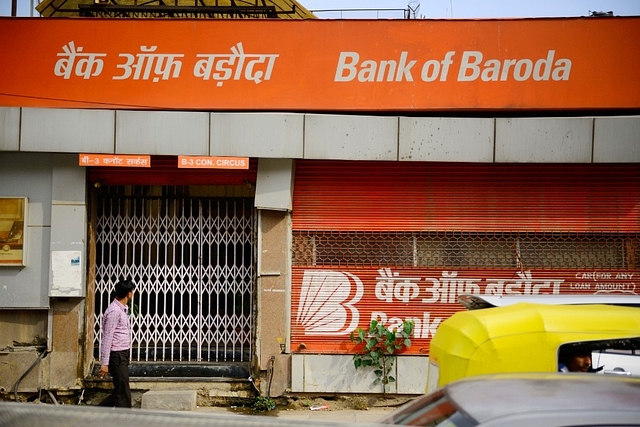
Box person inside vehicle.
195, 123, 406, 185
558, 346, 602, 373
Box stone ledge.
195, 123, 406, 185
141, 390, 197, 411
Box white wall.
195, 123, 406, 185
291, 354, 429, 394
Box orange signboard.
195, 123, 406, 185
1, 17, 639, 111
178, 156, 249, 169
79, 154, 151, 167
291, 267, 640, 354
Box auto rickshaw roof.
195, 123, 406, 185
429, 302, 640, 385
435, 302, 640, 350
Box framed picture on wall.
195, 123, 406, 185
0, 197, 28, 266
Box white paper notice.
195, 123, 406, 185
51, 250, 82, 296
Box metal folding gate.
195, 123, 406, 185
93, 186, 255, 364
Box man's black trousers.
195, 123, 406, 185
108, 350, 131, 408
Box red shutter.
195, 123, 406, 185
290, 161, 639, 355
292, 161, 640, 232
88, 156, 257, 186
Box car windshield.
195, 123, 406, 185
380, 390, 477, 427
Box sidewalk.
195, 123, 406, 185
194, 405, 397, 424
0, 401, 398, 427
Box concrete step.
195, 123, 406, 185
141, 390, 197, 411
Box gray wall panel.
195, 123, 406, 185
255, 158, 294, 211
0, 107, 20, 151
399, 117, 494, 162
593, 117, 640, 163
211, 113, 303, 158
304, 114, 398, 160
48, 205, 86, 297
0, 153, 53, 309
396, 356, 429, 394
117, 111, 209, 155
49, 155, 87, 298
0, 227, 50, 308
21, 108, 115, 153
52, 154, 86, 204
496, 118, 593, 163
9, 109, 640, 166
0, 153, 52, 227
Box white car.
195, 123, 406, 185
594, 347, 640, 377
379, 373, 640, 427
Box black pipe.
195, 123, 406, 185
12, 348, 50, 403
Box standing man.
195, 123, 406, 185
99, 279, 135, 408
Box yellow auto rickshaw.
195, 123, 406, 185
426, 301, 640, 393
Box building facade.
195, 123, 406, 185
0, 16, 639, 402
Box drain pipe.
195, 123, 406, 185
267, 356, 275, 398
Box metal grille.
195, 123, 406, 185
93, 186, 255, 363
78, 4, 281, 19
292, 231, 640, 270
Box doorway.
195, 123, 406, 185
92, 186, 255, 365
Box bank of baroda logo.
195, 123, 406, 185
296, 270, 364, 335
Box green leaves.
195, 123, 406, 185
350, 319, 414, 398
253, 396, 276, 412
